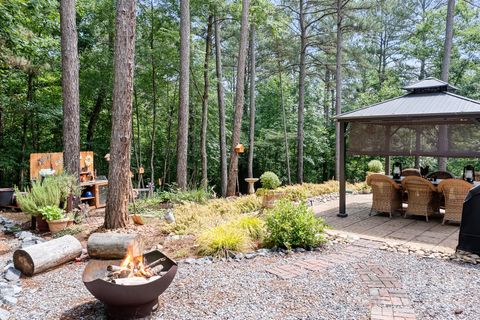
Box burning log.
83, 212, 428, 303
87, 233, 144, 259
104, 255, 167, 284
107, 265, 130, 272
13, 235, 82, 276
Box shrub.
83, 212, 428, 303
231, 216, 265, 241
265, 199, 326, 249
260, 171, 281, 190
197, 224, 251, 256
15, 179, 62, 216
367, 160, 383, 173
38, 205, 64, 221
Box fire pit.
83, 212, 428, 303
83, 250, 177, 319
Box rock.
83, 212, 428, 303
235, 253, 245, 260
379, 245, 388, 250
16, 231, 33, 240
0, 308, 10, 320
13, 285, 22, 295
196, 257, 212, 265
4, 267, 21, 282
398, 247, 409, 254
294, 248, 306, 253
2, 295, 17, 305
454, 309, 464, 315
184, 258, 196, 264
245, 253, 257, 259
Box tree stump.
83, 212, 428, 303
87, 233, 143, 259
13, 235, 82, 276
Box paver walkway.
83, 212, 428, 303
266, 239, 417, 320
313, 194, 459, 252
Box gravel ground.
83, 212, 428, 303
3, 243, 480, 320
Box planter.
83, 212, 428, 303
262, 191, 283, 209
47, 218, 69, 233
36, 216, 50, 232
66, 219, 75, 227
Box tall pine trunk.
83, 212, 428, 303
176, 0, 190, 190
226, 0, 249, 196
86, 90, 104, 148
335, 0, 343, 180
60, 0, 80, 179
278, 61, 291, 185
438, 0, 455, 171
247, 26, 256, 179
215, 15, 228, 197
104, 0, 136, 229
200, 15, 213, 190
149, 0, 158, 186
296, 0, 306, 184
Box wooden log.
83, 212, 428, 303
13, 235, 82, 276
87, 233, 143, 259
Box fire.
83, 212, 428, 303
119, 245, 152, 278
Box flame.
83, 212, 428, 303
118, 244, 151, 278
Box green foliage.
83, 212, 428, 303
230, 216, 265, 241
197, 224, 252, 257
157, 187, 214, 204
38, 205, 64, 221
367, 160, 383, 173
52, 225, 83, 238
264, 199, 326, 250
260, 171, 281, 190
15, 179, 62, 216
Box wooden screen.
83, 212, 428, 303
30, 151, 94, 180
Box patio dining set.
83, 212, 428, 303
366, 168, 477, 225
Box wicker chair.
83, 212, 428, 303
437, 179, 472, 225
401, 168, 421, 177
427, 171, 454, 180
401, 176, 440, 221
366, 174, 402, 218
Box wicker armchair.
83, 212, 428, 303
401, 176, 440, 221
427, 171, 454, 180
401, 168, 421, 177
437, 179, 472, 225
366, 174, 402, 218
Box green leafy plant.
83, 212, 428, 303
231, 215, 265, 241
260, 171, 281, 190
197, 224, 252, 257
52, 225, 83, 238
15, 179, 62, 216
38, 205, 65, 221
367, 160, 383, 173
265, 199, 326, 249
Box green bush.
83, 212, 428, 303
38, 205, 64, 221
260, 171, 281, 190
367, 160, 383, 173
265, 199, 326, 249
16, 179, 62, 216
197, 224, 251, 256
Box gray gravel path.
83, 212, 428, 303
4, 243, 480, 320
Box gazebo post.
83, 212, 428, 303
338, 121, 348, 217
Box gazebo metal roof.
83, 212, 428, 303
334, 77, 480, 218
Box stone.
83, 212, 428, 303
398, 247, 409, 253
294, 248, 306, 253
454, 309, 464, 315
235, 253, 245, 260
0, 308, 10, 320
16, 231, 33, 240
245, 253, 257, 259
184, 258, 196, 264
2, 295, 17, 305
13, 285, 22, 295
4, 267, 21, 282
196, 257, 212, 265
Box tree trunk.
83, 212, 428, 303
104, 0, 136, 229
60, 0, 80, 179
20, 73, 34, 188
226, 0, 249, 196
149, 0, 158, 187
278, 61, 291, 185
200, 15, 213, 190
215, 15, 228, 197
296, 0, 306, 184
247, 26, 256, 179
176, 0, 190, 190
335, 0, 343, 180
86, 90, 104, 148
162, 83, 177, 188
438, 0, 455, 171
13, 235, 82, 276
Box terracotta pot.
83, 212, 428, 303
36, 216, 50, 232
66, 219, 74, 227
47, 218, 69, 233
262, 191, 283, 209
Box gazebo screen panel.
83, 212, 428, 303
347, 122, 480, 157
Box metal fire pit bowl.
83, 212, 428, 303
83, 250, 177, 319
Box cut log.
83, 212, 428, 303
87, 233, 144, 259
13, 235, 82, 276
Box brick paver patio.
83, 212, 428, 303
313, 194, 459, 252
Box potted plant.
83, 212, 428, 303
367, 160, 384, 176
38, 206, 69, 233
258, 171, 282, 209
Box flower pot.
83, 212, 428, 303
36, 216, 50, 232
262, 191, 283, 209
66, 219, 75, 227
47, 218, 69, 233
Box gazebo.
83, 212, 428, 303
335, 77, 480, 217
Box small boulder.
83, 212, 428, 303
4, 267, 21, 282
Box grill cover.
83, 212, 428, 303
457, 185, 480, 254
